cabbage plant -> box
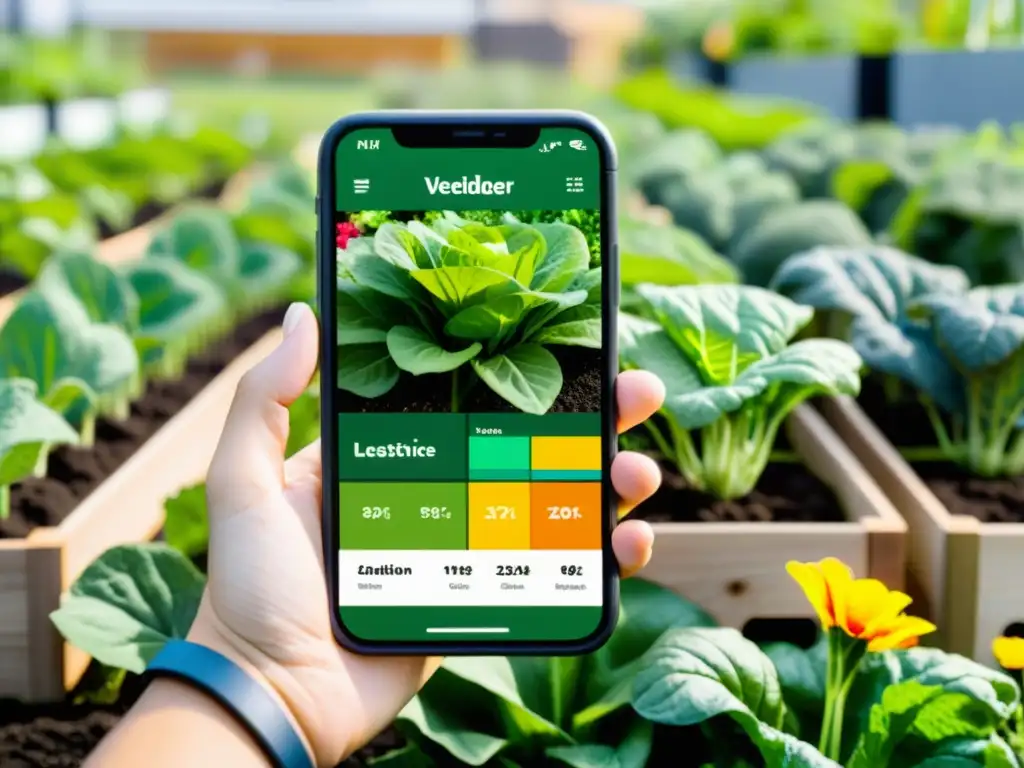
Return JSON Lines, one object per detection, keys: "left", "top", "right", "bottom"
{"left": 620, "top": 284, "right": 862, "bottom": 499}
{"left": 337, "top": 214, "right": 599, "bottom": 414}
{"left": 772, "top": 245, "right": 1024, "bottom": 476}
{"left": 0, "top": 378, "right": 78, "bottom": 519}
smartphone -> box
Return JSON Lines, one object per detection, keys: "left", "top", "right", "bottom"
{"left": 317, "top": 111, "right": 618, "bottom": 655}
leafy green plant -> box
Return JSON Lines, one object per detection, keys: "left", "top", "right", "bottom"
{"left": 0, "top": 378, "right": 78, "bottom": 518}
{"left": 619, "top": 284, "right": 861, "bottom": 498}
{"left": 730, "top": 199, "right": 873, "bottom": 286}
{"left": 337, "top": 213, "right": 600, "bottom": 414}
{"left": 146, "top": 202, "right": 303, "bottom": 316}
{"left": 772, "top": 244, "right": 1024, "bottom": 476}
{"left": 0, "top": 262, "right": 141, "bottom": 445}
{"left": 442, "top": 209, "right": 603, "bottom": 267}
{"left": 619, "top": 217, "right": 737, "bottom": 311}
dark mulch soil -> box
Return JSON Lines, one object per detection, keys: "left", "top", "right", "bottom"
{"left": 0, "top": 270, "right": 29, "bottom": 298}
{"left": 856, "top": 376, "right": 1024, "bottom": 523}
{"left": 0, "top": 671, "right": 404, "bottom": 767}
{"left": 338, "top": 346, "right": 602, "bottom": 414}
{"left": 1, "top": 306, "right": 287, "bottom": 539}
{"left": 94, "top": 177, "right": 229, "bottom": 241}
{"left": 624, "top": 420, "right": 844, "bottom": 524}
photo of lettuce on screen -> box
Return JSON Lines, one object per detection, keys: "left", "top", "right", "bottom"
{"left": 335, "top": 211, "right": 601, "bottom": 415}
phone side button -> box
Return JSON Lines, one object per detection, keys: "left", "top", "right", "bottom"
{"left": 613, "top": 244, "right": 620, "bottom": 308}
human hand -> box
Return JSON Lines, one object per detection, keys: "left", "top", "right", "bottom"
{"left": 189, "top": 302, "right": 666, "bottom": 767}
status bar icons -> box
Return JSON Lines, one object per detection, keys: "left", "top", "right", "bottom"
{"left": 569, "top": 139, "right": 587, "bottom": 151}
{"left": 353, "top": 178, "right": 370, "bottom": 194}
{"left": 566, "top": 176, "right": 584, "bottom": 194}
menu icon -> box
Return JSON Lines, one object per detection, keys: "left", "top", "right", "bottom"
{"left": 565, "top": 176, "right": 584, "bottom": 193}
{"left": 353, "top": 178, "right": 370, "bottom": 194}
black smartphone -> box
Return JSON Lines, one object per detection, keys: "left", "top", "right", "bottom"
{"left": 317, "top": 110, "right": 618, "bottom": 655}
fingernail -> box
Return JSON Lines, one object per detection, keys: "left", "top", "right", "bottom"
{"left": 282, "top": 303, "right": 304, "bottom": 337}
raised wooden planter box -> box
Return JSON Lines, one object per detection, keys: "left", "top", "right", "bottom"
{"left": 641, "top": 404, "right": 907, "bottom": 630}
{"left": 0, "top": 329, "right": 281, "bottom": 701}
{"left": 820, "top": 395, "right": 1018, "bottom": 666}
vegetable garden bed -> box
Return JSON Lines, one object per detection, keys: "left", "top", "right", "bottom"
{"left": 821, "top": 393, "right": 1024, "bottom": 666}
{"left": 0, "top": 160, "right": 314, "bottom": 702}
{"left": 634, "top": 403, "right": 906, "bottom": 630}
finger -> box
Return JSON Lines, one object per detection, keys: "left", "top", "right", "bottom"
{"left": 616, "top": 370, "right": 665, "bottom": 434}
{"left": 612, "top": 520, "right": 654, "bottom": 579}
{"left": 207, "top": 303, "right": 319, "bottom": 514}
{"left": 611, "top": 450, "right": 661, "bottom": 519}
{"left": 284, "top": 438, "right": 322, "bottom": 487}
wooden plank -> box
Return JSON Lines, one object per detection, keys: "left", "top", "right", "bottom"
{"left": 641, "top": 403, "right": 905, "bottom": 629}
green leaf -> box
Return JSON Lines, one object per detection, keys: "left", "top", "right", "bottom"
{"left": 846, "top": 648, "right": 1021, "bottom": 760}
{"left": 237, "top": 241, "right": 302, "bottom": 301}
{"left": 730, "top": 200, "right": 873, "bottom": 287}
{"left": 445, "top": 292, "right": 548, "bottom": 342}
{"left": 847, "top": 681, "right": 947, "bottom": 768}
{"left": 411, "top": 266, "right": 517, "bottom": 312}
{"left": 533, "top": 305, "right": 602, "bottom": 348}
{"left": 36, "top": 250, "right": 138, "bottom": 330}
{"left": 619, "top": 219, "right": 738, "bottom": 288}
{"left": 529, "top": 222, "right": 591, "bottom": 292}
{"left": 546, "top": 721, "right": 653, "bottom": 768}
{"left": 367, "top": 745, "right": 437, "bottom": 768}
{"left": 147, "top": 206, "right": 241, "bottom": 290}
{"left": 121, "top": 258, "right": 229, "bottom": 348}
{"left": 761, "top": 638, "right": 827, "bottom": 742}
{"left": 336, "top": 279, "right": 408, "bottom": 346}
{"left": 342, "top": 239, "right": 425, "bottom": 302}
{"left": 338, "top": 343, "right": 400, "bottom": 398}
{"left": 163, "top": 484, "right": 209, "bottom": 560}
{"left": 0, "top": 287, "right": 139, "bottom": 427}
{"left": 397, "top": 694, "right": 507, "bottom": 766}
{"left": 0, "top": 377, "right": 78, "bottom": 488}
{"left": 633, "top": 627, "right": 837, "bottom": 767}
{"left": 770, "top": 245, "right": 968, "bottom": 413}
{"left": 49, "top": 543, "right": 206, "bottom": 674}
{"left": 387, "top": 326, "right": 482, "bottom": 375}
{"left": 471, "top": 345, "right": 562, "bottom": 415}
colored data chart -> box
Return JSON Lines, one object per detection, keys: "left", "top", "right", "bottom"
{"left": 468, "top": 435, "right": 601, "bottom": 481}
{"left": 338, "top": 412, "right": 603, "bottom": 553}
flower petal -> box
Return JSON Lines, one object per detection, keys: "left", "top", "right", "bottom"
{"left": 819, "top": 558, "right": 854, "bottom": 635}
{"left": 843, "top": 578, "right": 893, "bottom": 637}
{"left": 786, "top": 560, "right": 834, "bottom": 628}
{"left": 993, "top": 636, "right": 1024, "bottom": 670}
{"left": 860, "top": 589, "right": 914, "bottom": 637}
{"left": 867, "top": 616, "right": 937, "bottom": 652}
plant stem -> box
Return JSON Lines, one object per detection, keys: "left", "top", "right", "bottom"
{"left": 451, "top": 368, "right": 460, "bottom": 413}
{"left": 0, "top": 485, "right": 8, "bottom": 520}
{"left": 818, "top": 628, "right": 867, "bottom": 762}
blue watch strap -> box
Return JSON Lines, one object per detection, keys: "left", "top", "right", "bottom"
{"left": 146, "top": 640, "right": 315, "bottom": 768}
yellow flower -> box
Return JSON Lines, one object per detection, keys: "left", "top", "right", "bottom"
{"left": 786, "top": 558, "right": 936, "bottom": 652}
{"left": 993, "top": 636, "right": 1024, "bottom": 670}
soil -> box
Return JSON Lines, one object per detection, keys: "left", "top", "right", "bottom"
{"left": 0, "top": 672, "right": 404, "bottom": 768}
{"left": 1, "top": 306, "right": 287, "bottom": 539}
{"left": 94, "top": 177, "right": 229, "bottom": 241}
{"left": 337, "top": 345, "right": 602, "bottom": 414}
{"left": 856, "top": 376, "right": 1024, "bottom": 523}
{"left": 624, "top": 417, "right": 844, "bottom": 524}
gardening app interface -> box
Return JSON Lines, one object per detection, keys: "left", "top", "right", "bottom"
{"left": 333, "top": 127, "right": 605, "bottom": 642}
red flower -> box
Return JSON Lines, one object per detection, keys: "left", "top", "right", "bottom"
{"left": 336, "top": 221, "right": 361, "bottom": 249}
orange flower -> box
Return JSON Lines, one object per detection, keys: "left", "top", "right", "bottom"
{"left": 702, "top": 21, "right": 735, "bottom": 62}
{"left": 786, "top": 557, "right": 936, "bottom": 652}
{"left": 993, "top": 636, "right": 1024, "bottom": 670}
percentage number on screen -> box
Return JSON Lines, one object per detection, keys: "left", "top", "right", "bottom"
{"left": 548, "top": 506, "right": 582, "bottom": 520}
{"left": 361, "top": 506, "right": 390, "bottom": 520}
{"left": 420, "top": 506, "right": 451, "bottom": 520}
{"left": 561, "top": 565, "right": 583, "bottom": 576}
{"left": 485, "top": 505, "right": 516, "bottom": 520}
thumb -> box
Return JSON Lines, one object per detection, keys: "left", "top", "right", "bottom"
{"left": 207, "top": 303, "right": 319, "bottom": 515}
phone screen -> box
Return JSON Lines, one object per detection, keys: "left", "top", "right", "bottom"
{"left": 327, "top": 122, "right": 612, "bottom": 647}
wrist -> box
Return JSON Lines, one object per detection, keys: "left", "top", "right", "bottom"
{"left": 185, "top": 614, "right": 321, "bottom": 767}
